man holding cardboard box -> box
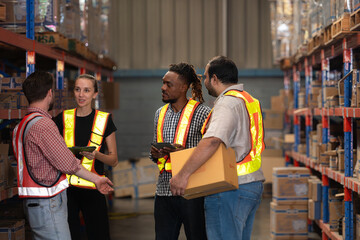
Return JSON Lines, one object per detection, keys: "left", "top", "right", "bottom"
{"left": 150, "top": 63, "right": 210, "bottom": 239}
{"left": 170, "top": 56, "right": 265, "bottom": 240}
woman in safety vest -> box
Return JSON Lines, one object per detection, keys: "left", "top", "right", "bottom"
{"left": 54, "top": 74, "right": 118, "bottom": 240}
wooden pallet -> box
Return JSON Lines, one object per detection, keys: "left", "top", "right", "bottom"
{"left": 294, "top": 44, "right": 308, "bottom": 63}
{"left": 0, "top": 3, "right": 5, "bottom": 22}
{"left": 35, "top": 32, "right": 68, "bottom": 51}
{"left": 324, "top": 24, "right": 333, "bottom": 45}
{"left": 67, "top": 39, "right": 87, "bottom": 58}
{"left": 332, "top": 13, "right": 351, "bottom": 39}
{"left": 279, "top": 58, "right": 292, "bottom": 71}
{"left": 308, "top": 30, "right": 324, "bottom": 55}
{"left": 351, "top": 8, "right": 360, "bottom": 30}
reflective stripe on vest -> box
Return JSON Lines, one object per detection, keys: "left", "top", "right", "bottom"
{"left": 201, "top": 90, "right": 264, "bottom": 176}
{"left": 64, "top": 109, "right": 109, "bottom": 188}
{"left": 13, "top": 112, "right": 68, "bottom": 198}
{"left": 156, "top": 99, "right": 200, "bottom": 173}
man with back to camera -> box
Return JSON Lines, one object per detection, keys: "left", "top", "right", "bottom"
{"left": 12, "top": 71, "right": 113, "bottom": 240}
{"left": 150, "top": 63, "right": 210, "bottom": 239}
{"left": 170, "top": 56, "right": 265, "bottom": 240}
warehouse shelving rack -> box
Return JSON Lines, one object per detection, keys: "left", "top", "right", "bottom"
{"left": 0, "top": 0, "right": 114, "bottom": 203}
{"left": 284, "top": 33, "right": 360, "bottom": 240}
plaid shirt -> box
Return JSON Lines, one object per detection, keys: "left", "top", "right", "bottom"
{"left": 22, "top": 107, "right": 80, "bottom": 186}
{"left": 151, "top": 103, "right": 211, "bottom": 196}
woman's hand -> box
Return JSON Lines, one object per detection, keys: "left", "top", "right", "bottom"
{"left": 80, "top": 150, "right": 96, "bottom": 160}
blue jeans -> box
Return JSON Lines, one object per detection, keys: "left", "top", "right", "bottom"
{"left": 204, "top": 181, "right": 263, "bottom": 240}
{"left": 23, "top": 190, "right": 71, "bottom": 240}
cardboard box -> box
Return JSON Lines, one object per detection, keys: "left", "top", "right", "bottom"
{"left": 328, "top": 188, "right": 343, "bottom": 232}
{"left": 112, "top": 158, "right": 158, "bottom": 198}
{"left": 271, "top": 95, "right": 285, "bottom": 111}
{"left": 311, "top": 180, "right": 322, "bottom": 202}
{"left": 112, "top": 160, "right": 135, "bottom": 198}
{"left": 0, "top": 219, "right": 25, "bottom": 240}
{"left": 270, "top": 202, "right": 308, "bottom": 240}
{"left": 0, "top": 3, "right": 5, "bottom": 22}
{"left": 1, "top": 77, "right": 24, "bottom": 90}
{"left": 171, "top": 144, "right": 238, "bottom": 199}
{"left": 262, "top": 157, "right": 284, "bottom": 183}
{"left": 135, "top": 158, "right": 158, "bottom": 198}
{"left": 272, "top": 167, "right": 310, "bottom": 205}
{"left": 308, "top": 199, "right": 321, "bottom": 220}
{"left": 263, "top": 109, "right": 284, "bottom": 130}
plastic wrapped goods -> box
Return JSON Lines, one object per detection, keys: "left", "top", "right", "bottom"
{"left": 0, "top": 0, "right": 64, "bottom": 33}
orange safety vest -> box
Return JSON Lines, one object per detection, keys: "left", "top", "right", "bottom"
{"left": 201, "top": 90, "right": 264, "bottom": 176}
{"left": 13, "top": 112, "right": 69, "bottom": 198}
{"left": 157, "top": 99, "right": 200, "bottom": 173}
{"left": 63, "top": 109, "right": 109, "bottom": 189}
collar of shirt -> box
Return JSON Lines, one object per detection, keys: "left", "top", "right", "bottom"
{"left": 213, "top": 83, "right": 244, "bottom": 105}
{"left": 27, "top": 107, "right": 52, "bottom": 119}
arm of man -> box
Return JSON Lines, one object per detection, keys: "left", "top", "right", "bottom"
{"left": 170, "top": 137, "right": 223, "bottom": 196}
{"left": 75, "top": 166, "right": 113, "bottom": 194}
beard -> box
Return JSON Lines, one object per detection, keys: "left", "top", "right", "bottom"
{"left": 162, "top": 91, "right": 176, "bottom": 103}
{"left": 162, "top": 98, "right": 176, "bottom": 104}
{"left": 205, "top": 81, "right": 217, "bottom": 97}
{"left": 48, "top": 99, "right": 54, "bottom": 111}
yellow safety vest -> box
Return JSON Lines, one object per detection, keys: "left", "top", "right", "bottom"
{"left": 157, "top": 99, "right": 200, "bottom": 173}
{"left": 201, "top": 90, "right": 264, "bottom": 176}
{"left": 64, "top": 109, "right": 110, "bottom": 189}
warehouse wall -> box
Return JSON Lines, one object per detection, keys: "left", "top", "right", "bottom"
{"left": 112, "top": 76, "right": 284, "bottom": 161}
{"left": 109, "top": 0, "right": 274, "bottom": 69}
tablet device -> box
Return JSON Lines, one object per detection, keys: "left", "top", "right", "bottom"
{"left": 151, "top": 142, "right": 176, "bottom": 150}
{"left": 68, "top": 146, "right": 96, "bottom": 155}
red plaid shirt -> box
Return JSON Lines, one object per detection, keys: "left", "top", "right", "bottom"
{"left": 23, "top": 107, "right": 81, "bottom": 186}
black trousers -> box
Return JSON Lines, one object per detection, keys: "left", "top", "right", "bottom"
{"left": 154, "top": 195, "right": 207, "bottom": 240}
{"left": 67, "top": 186, "right": 110, "bottom": 240}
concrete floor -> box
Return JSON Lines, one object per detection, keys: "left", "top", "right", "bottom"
{"left": 108, "top": 197, "right": 272, "bottom": 240}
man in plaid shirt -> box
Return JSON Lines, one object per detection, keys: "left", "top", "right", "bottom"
{"left": 150, "top": 63, "right": 210, "bottom": 240}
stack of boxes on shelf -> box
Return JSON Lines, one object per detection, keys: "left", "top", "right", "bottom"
{"left": 271, "top": 167, "right": 310, "bottom": 239}
{"left": 308, "top": 121, "right": 360, "bottom": 175}
{"left": 270, "top": 0, "right": 356, "bottom": 64}
{"left": 0, "top": 74, "right": 27, "bottom": 110}
{"left": 0, "top": 72, "right": 119, "bottom": 113}
{"left": 307, "top": 176, "right": 322, "bottom": 221}
{"left": 0, "top": 0, "right": 115, "bottom": 69}
{"left": 328, "top": 188, "right": 344, "bottom": 233}
{"left": 0, "top": 142, "right": 25, "bottom": 239}
{"left": 112, "top": 158, "right": 159, "bottom": 199}
{"left": 261, "top": 89, "right": 295, "bottom": 196}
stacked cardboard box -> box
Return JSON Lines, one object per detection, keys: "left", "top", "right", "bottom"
{"left": 271, "top": 167, "right": 310, "bottom": 239}
{"left": 0, "top": 219, "right": 25, "bottom": 240}
{"left": 308, "top": 177, "right": 322, "bottom": 220}
{"left": 112, "top": 157, "right": 158, "bottom": 199}
{"left": 328, "top": 188, "right": 344, "bottom": 232}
